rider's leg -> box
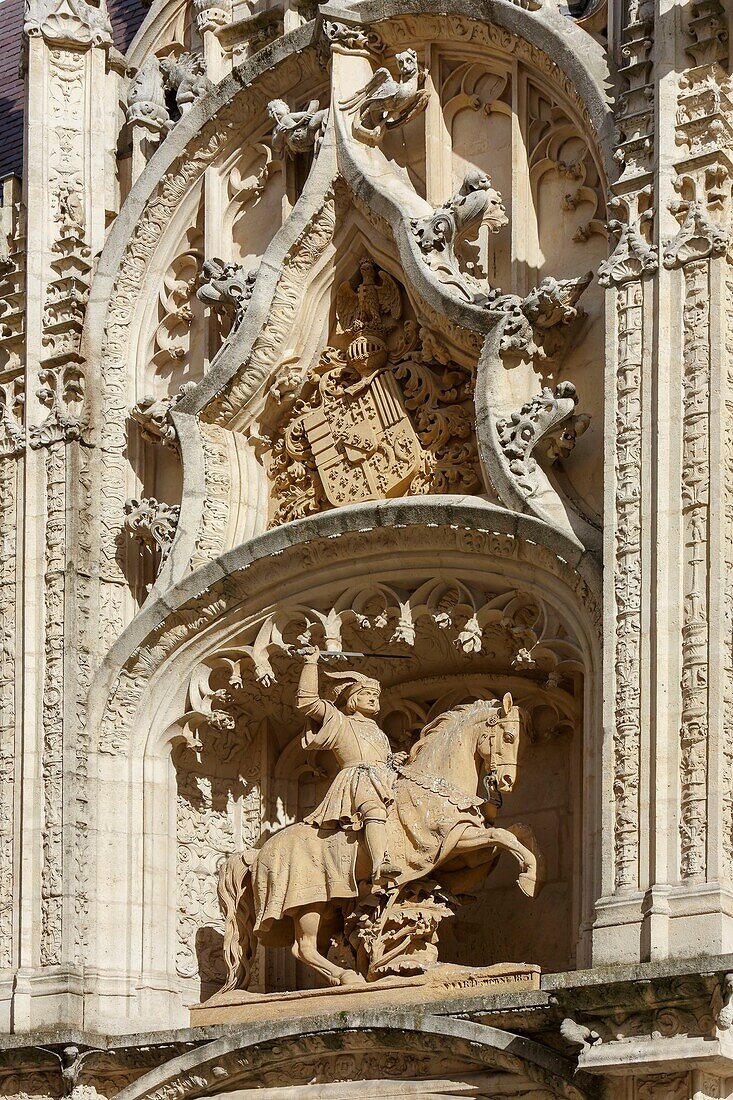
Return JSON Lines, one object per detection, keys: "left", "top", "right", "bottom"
{"left": 361, "top": 801, "right": 398, "bottom": 883}
{"left": 291, "top": 904, "right": 364, "bottom": 987}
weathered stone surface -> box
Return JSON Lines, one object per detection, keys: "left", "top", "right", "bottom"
{"left": 4, "top": 0, "right": 733, "bottom": 1096}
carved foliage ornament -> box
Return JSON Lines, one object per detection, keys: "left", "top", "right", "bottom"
{"left": 124, "top": 497, "right": 180, "bottom": 563}
{"left": 496, "top": 382, "right": 591, "bottom": 498}
{"left": 411, "top": 168, "right": 508, "bottom": 303}
{"left": 663, "top": 197, "right": 730, "bottom": 268}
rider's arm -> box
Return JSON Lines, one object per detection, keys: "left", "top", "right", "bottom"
{"left": 296, "top": 656, "right": 327, "bottom": 724}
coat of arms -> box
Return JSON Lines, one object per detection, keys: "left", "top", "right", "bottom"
{"left": 301, "top": 259, "right": 421, "bottom": 506}
{"left": 256, "top": 259, "right": 481, "bottom": 525}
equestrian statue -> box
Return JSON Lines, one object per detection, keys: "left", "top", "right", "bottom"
{"left": 217, "top": 647, "right": 541, "bottom": 991}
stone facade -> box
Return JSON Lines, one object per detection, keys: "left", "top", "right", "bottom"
{"left": 0, "top": 0, "right": 732, "bottom": 1095}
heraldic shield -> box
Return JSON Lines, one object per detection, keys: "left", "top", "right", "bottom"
{"left": 302, "top": 370, "right": 422, "bottom": 506}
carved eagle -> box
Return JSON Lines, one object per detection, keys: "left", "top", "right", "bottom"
{"left": 335, "top": 259, "right": 402, "bottom": 335}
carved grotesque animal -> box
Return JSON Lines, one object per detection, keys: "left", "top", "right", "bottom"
{"left": 159, "top": 53, "right": 212, "bottom": 113}
{"left": 197, "top": 258, "right": 258, "bottom": 325}
{"left": 340, "top": 49, "right": 430, "bottom": 145}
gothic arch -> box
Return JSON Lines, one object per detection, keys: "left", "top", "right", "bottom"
{"left": 80, "top": 0, "right": 612, "bottom": 631}
{"left": 86, "top": 501, "right": 601, "bottom": 1026}
{"left": 112, "top": 1012, "right": 596, "bottom": 1099}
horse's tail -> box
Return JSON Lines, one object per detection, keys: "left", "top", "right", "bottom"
{"left": 217, "top": 850, "right": 256, "bottom": 994}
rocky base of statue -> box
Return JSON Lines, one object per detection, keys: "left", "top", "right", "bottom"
{"left": 190, "top": 960, "right": 541, "bottom": 1026}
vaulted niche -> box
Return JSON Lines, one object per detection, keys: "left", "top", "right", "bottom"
{"left": 146, "top": 524, "right": 598, "bottom": 1007}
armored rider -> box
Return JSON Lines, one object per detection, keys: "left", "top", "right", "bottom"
{"left": 296, "top": 646, "right": 402, "bottom": 888}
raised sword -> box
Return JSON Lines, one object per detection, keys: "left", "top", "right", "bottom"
{"left": 292, "top": 648, "right": 412, "bottom": 660}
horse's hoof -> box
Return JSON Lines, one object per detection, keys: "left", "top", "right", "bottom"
{"left": 517, "top": 871, "right": 538, "bottom": 898}
{"left": 339, "top": 970, "right": 367, "bottom": 986}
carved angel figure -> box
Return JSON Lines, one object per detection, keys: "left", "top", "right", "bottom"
{"left": 340, "top": 49, "right": 429, "bottom": 146}
{"left": 335, "top": 257, "right": 401, "bottom": 337}
{"left": 267, "top": 98, "right": 329, "bottom": 158}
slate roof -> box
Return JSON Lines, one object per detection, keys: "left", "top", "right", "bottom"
{"left": 0, "top": 0, "right": 24, "bottom": 181}
{"left": 0, "top": 0, "right": 148, "bottom": 181}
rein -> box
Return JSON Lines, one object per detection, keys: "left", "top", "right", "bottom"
{"left": 480, "top": 711, "right": 504, "bottom": 810}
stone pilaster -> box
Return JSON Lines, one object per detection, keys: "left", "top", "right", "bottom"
{"left": 16, "top": 0, "right": 113, "bottom": 1027}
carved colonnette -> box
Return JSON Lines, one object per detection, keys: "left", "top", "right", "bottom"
{"left": 667, "top": 0, "right": 732, "bottom": 889}
{"left": 592, "top": 0, "right": 655, "bottom": 912}
{"left": 0, "top": 186, "right": 25, "bottom": 974}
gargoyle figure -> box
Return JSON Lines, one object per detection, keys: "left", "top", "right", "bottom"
{"left": 126, "top": 55, "right": 169, "bottom": 134}
{"left": 496, "top": 381, "right": 590, "bottom": 497}
{"left": 197, "top": 258, "right": 258, "bottom": 328}
{"left": 159, "top": 53, "right": 212, "bottom": 114}
{"left": 495, "top": 270, "right": 593, "bottom": 360}
{"left": 340, "top": 48, "right": 429, "bottom": 146}
{"left": 521, "top": 271, "right": 593, "bottom": 329}
{"left": 129, "top": 382, "right": 196, "bottom": 447}
{"left": 267, "top": 98, "right": 329, "bottom": 158}
{"left": 411, "top": 169, "right": 508, "bottom": 301}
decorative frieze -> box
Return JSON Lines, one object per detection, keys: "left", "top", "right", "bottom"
{"left": 606, "top": 249, "right": 647, "bottom": 891}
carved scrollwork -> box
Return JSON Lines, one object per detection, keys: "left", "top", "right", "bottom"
{"left": 123, "top": 497, "right": 180, "bottom": 563}
{"left": 496, "top": 382, "right": 590, "bottom": 498}
{"left": 411, "top": 169, "right": 508, "bottom": 303}
{"left": 150, "top": 234, "right": 204, "bottom": 384}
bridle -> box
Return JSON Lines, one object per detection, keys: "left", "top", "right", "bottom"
{"left": 478, "top": 708, "right": 504, "bottom": 810}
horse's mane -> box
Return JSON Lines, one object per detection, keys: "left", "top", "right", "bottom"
{"left": 407, "top": 698, "right": 500, "bottom": 763}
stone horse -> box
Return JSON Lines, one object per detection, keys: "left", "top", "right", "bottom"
{"left": 217, "top": 694, "right": 540, "bottom": 991}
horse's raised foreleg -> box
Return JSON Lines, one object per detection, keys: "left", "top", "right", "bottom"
{"left": 448, "top": 825, "right": 541, "bottom": 897}
{"left": 291, "top": 904, "right": 366, "bottom": 988}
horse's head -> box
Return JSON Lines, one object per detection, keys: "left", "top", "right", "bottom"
{"left": 477, "top": 693, "right": 522, "bottom": 792}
